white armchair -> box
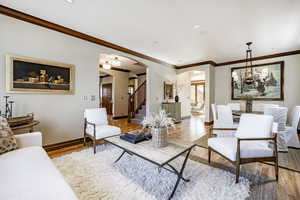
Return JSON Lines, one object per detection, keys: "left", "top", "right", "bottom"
{"left": 285, "top": 106, "right": 300, "bottom": 148}
{"left": 84, "top": 108, "right": 121, "bottom": 154}
{"left": 208, "top": 114, "right": 278, "bottom": 183}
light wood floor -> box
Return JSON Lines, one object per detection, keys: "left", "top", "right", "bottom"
{"left": 48, "top": 116, "right": 300, "bottom": 200}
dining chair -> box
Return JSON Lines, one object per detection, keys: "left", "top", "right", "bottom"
{"left": 285, "top": 106, "right": 300, "bottom": 148}
{"left": 264, "top": 106, "right": 289, "bottom": 152}
{"left": 211, "top": 104, "right": 218, "bottom": 122}
{"left": 228, "top": 103, "right": 241, "bottom": 122}
{"left": 208, "top": 114, "right": 278, "bottom": 183}
{"left": 84, "top": 108, "right": 121, "bottom": 154}
{"left": 264, "top": 104, "right": 279, "bottom": 115}
{"left": 211, "top": 104, "right": 238, "bottom": 137}
{"left": 228, "top": 103, "right": 241, "bottom": 111}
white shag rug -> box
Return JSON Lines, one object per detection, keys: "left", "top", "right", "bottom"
{"left": 52, "top": 144, "right": 250, "bottom": 200}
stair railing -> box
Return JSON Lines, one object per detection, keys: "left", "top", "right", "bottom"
{"left": 128, "top": 81, "right": 146, "bottom": 122}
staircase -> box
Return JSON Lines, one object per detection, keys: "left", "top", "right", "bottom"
{"left": 128, "top": 80, "right": 146, "bottom": 124}
{"left": 130, "top": 104, "right": 146, "bottom": 125}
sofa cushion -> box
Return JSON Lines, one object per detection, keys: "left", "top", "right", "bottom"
{"left": 0, "top": 146, "right": 78, "bottom": 200}
{"left": 86, "top": 124, "right": 121, "bottom": 139}
{"left": 0, "top": 117, "right": 17, "bottom": 155}
{"left": 208, "top": 137, "right": 274, "bottom": 161}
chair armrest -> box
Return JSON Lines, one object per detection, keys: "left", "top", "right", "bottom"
{"left": 212, "top": 128, "right": 237, "bottom": 131}
{"left": 15, "top": 132, "right": 42, "bottom": 148}
{"left": 238, "top": 136, "right": 276, "bottom": 141}
{"left": 86, "top": 121, "right": 96, "bottom": 126}
{"left": 236, "top": 135, "right": 278, "bottom": 161}
{"left": 84, "top": 119, "right": 96, "bottom": 137}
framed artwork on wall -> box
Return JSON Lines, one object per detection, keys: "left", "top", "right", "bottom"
{"left": 231, "top": 61, "right": 284, "bottom": 101}
{"left": 6, "top": 55, "right": 75, "bottom": 94}
{"left": 164, "top": 81, "right": 174, "bottom": 100}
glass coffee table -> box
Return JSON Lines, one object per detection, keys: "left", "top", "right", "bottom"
{"left": 105, "top": 136, "right": 196, "bottom": 200}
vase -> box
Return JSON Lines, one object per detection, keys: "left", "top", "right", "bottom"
{"left": 175, "top": 95, "right": 179, "bottom": 102}
{"left": 151, "top": 127, "right": 168, "bottom": 148}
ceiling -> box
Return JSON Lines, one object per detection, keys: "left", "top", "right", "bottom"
{"left": 1, "top": 0, "right": 300, "bottom": 65}
{"left": 99, "top": 53, "right": 146, "bottom": 73}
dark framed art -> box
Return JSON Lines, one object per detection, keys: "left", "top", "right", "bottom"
{"left": 6, "top": 55, "right": 75, "bottom": 94}
{"left": 164, "top": 81, "right": 174, "bottom": 100}
{"left": 231, "top": 61, "right": 284, "bottom": 101}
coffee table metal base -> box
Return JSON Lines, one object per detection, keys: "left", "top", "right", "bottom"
{"left": 108, "top": 141, "right": 195, "bottom": 200}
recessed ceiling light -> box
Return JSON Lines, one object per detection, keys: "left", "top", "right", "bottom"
{"left": 65, "top": 0, "right": 73, "bottom": 3}
{"left": 193, "top": 25, "right": 200, "bottom": 29}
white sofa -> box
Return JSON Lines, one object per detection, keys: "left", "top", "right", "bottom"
{"left": 0, "top": 132, "right": 78, "bottom": 200}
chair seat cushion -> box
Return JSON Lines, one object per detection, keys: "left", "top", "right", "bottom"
{"left": 86, "top": 125, "right": 121, "bottom": 139}
{"left": 208, "top": 137, "right": 273, "bottom": 161}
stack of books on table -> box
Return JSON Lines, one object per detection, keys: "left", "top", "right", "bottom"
{"left": 120, "top": 130, "right": 152, "bottom": 144}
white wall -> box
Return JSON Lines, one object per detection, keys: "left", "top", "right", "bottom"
{"left": 0, "top": 14, "right": 176, "bottom": 145}
{"left": 214, "top": 54, "right": 300, "bottom": 121}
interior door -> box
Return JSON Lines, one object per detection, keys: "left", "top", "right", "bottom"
{"left": 101, "top": 83, "right": 113, "bottom": 115}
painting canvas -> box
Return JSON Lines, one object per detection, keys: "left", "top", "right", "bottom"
{"left": 6, "top": 55, "right": 75, "bottom": 94}
{"left": 231, "top": 61, "right": 284, "bottom": 100}
{"left": 164, "top": 82, "right": 174, "bottom": 99}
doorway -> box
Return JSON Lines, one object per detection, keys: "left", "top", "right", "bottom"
{"left": 101, "top": 83, "right": 113, "bottom": 114}
{"left": 191, "top": 80, "right": 205, "bottom": 115}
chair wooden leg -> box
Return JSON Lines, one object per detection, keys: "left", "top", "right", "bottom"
{"left": 93, "top": 138, "right": 96, "bottom": 154}
{"left": 275, "top": 158, "right": 279, "bottom": 181}
{"left": 208, "top": 147, "right": 211, "bottom": 164}
{"left": 83, "top": 133, "right": 86, "bottom": 146}
{"left": 235, "top": 163, "right": 240, "bottom": 183}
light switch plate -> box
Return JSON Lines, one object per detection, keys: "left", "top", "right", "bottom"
{"left": 90, "top": 95, "right": 96, "bottom": 101}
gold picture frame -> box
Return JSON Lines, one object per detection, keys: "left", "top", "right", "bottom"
{"left": 6, "top": 55, "right": 75, "bottom": 94}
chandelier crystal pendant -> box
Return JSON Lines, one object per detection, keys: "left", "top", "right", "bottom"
{"left": 244, "top": 42, "right": 254, "bottom": 85}
{"left": 103, "top": 61, "right": 111, "bottom": 69}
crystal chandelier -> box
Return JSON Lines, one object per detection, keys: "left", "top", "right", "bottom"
{"left": 244, "top": 42, "right": 254, "bottom": 85}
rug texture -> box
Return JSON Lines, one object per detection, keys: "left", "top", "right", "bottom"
{"left": 52, "top": 144, "right": 250, "bottom": 200}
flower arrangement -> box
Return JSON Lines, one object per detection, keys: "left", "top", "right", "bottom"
{"left": 142, "top": 109, "right": 175, "bottom": 129}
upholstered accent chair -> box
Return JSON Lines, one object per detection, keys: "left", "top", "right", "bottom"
{"left": 208, "top": 114, "right": 278, "bottom": 183}
{"left": 84, "top": 108, "right": 121, "bottom": 154}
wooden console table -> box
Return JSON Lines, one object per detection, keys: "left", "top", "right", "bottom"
{"left": 11, "top": 120, "right": 40, "bottom": 134}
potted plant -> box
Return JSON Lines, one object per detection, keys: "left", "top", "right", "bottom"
{"left": 142, "top": 109, "right": 175, "bottom": 148}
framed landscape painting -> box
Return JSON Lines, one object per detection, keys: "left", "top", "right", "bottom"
{"left": 6, "top": 55, "right": 75, "bottom": 94}
{"left": 231, "top": 61, "right": 284, "bottom": 101}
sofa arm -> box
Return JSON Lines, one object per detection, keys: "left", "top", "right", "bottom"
{"left": 15, "top": 132, "right": 42, "bottom": 148}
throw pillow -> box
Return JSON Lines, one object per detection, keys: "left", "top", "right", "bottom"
{"left": 0, "top": 117, "right": 17, "bottom": 155}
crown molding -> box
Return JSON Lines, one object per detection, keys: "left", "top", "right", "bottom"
{"left": 0, "top": 4, "right": 175, "bottom": 68}
{"left": 175, "top": 49, "right": 300, "bottom": 69}
{"left": 215, "top": 49, "right": 300, "bottom": 66}
{"left": 175, "top": 60, "right": 216, "bottom": 69}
